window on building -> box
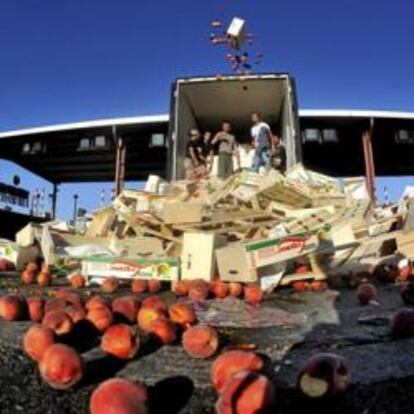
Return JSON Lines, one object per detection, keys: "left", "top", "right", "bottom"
{"left": 322, "top": 129, "right": 338, "bottom": 143}
{"left": 303, "top": 129, "right": 320, "bottom": 143}
{"left": 78, "top": 137, "right": 91, "bottom": 150}
{"left": 149, "top": 133, "right": 165, "bottom": 147}
{"left": 31, "top": 141, "right": 43, "bottom": 153}
{"left": 21, "top": 143, "right": 31, "bottom": 155}
{"left": 396, "top": 130, "right": 414, "bottom": 143}
{"left": 94, "top": 135, "right": 108, "bottom": 148}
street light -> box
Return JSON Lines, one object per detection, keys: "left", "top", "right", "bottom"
{"left": 73, "top": 194, "right": 79, "bottom": 228}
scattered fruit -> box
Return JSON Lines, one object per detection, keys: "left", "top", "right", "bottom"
{"left": 216, "top": 370, "right": 275, "bottom": 414}
{"left": 292, "top": 281, "right": 309, "bottom": 292}
{"left": 141, "top": 296, "right": 167, "bottom": 312}
{"left": 101, "top": 324, "right": 140, "bottom": 359}
{"left": 297, "top": 353, "right": 351, "bottom": 398}
{"left": 54, "top": 289, "right": 82, "bottom": 305}
{"left": 65, "top": 303, "right": 86, "bottom": 323}
{"left": 137, "top": 307, "right": 165, "bottom": 332}
{"left": 182, "top": 324, "right": 219, "bottom": 359}
{"left": 27, "top": 297, "right": 45, "bottom": 322}
{"left": 21, "top": 270, "right": 35, "bottom": 285}
{"left": 23, "top": 324, "right": 55, "bottom": 361}
{"left": 229, "top": 282, "right": 243, "bottom": 298}
{"left": 45, "top": 298, "right": 68, "bottom": 313}
{"left": 85, "top": 295, "right": 109, "bottom": 311}
{"left": 210, "top": 281, "right": 229, "bottom": 299}
{"left": 26, "top": 262, "right": 39, "bottom": 274}
{"left": 112, "top": 296, "right": 140, "bottom": 324}
{"left": 310, "top": 280, "right": 328, "bottom": 292}
{"left": 356, "top": 282, "right": 377, "bottom": 305}
{"left": 188, "top": 279, "right": 209, "bottom": 301}
{"left": 101, "top": 277, "right": 119, "bottom": 293}
{"left": 0, "top": 295, "right": 23, "bottom": 321}
{"left": 211, "top": 350, "right": 264, "bottom": 393}
{"left": 69, "top": 274, "right": 86, "bottom": 289}
{"left": 172, "top": 280, "right": 189, "bottom": 296}
{"left": 148, "top": 279, "right": 161, "bottom": 293}
{"left": 148, "top": 317, "right": 177, "bottom": 344}
{"left": 86, "top": 306, "right": 114, "bottom": 332}
{"left": 168, "top": 302, "right": 197, "bottom": 328}
{"left": 244, "top": 285, "right": 263, "bottom": 305}
{"left": 42, "top": 310, "right": 74, "bottom": 335}
{"left": 39, "top": 344, "right": 84, "bottom": 389}
{"left": 131, "top": 279, "right": 147, "bottom": 294}
{"left": 37, "top": 271, "right": 51, "bottom": 287}
{"left": 89, "top": 378, "right": 147, "bottom": 414}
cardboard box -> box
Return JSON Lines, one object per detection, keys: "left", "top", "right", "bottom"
{"left": 81, "top": 256, "right": 179, "bottom": 281}
{"left": 397, "top": 231, "right": 414, "bottom": 259}
{"left": 162, "top": 202, "right": 203, "bottom": 225}
{"left": 181, "top": 232, "right": 227, "bottom": 281}
{"left": 216, "top": 243, "right": 257, "bottom": 282}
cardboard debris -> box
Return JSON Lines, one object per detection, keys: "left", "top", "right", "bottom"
{"left": 9, "top": 164, "right": 411, "bottom": 287}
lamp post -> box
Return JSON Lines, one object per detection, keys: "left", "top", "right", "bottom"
{"left": 73, "top": 194, "right": 79, "bottom": 228}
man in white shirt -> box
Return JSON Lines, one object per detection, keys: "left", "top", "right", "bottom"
{"left": 250, "top": 111, "right": 275, "bottom": 172}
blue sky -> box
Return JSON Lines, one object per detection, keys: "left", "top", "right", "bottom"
{"left": 1, "top": 0, "right": 414, "bottom": 219}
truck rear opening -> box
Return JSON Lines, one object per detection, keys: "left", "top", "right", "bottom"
{"left": 168, "top": 73, "right": 301, "bottom": 179}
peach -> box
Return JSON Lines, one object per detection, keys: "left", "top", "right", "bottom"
{"left": 27, "top": 297, "right": 45, "bottom": 322}
{"left": 296, "top": 264, "right": 310, "bottom": 274}
{"left": 23, "top": 324, "right": 55, "bottom": 361}
{"left": 148, "top": 317, "right": 177, "bottom": 344}
{"left": 54, "top": 289, "right": 81, "bottom": 305}
{"left": 37, "top": 271, "right": 51, "bottom": 287}
{"left": 45, "top": 298, "right": 67, "bottom": 313}
{"left": 188, "top": 279, "right": 209, "bottom": 301}
{"left": 141, "top": 295, "right": 167, "bottom": 312}
{"left": 168, "top": 302, "right": 197, "bottom": 328}
{"left": 229, "top": 282, "right": 243, "bottom": 298}
{"left": 292, "top": 281, "right": 309, "bottom": 292}
{"left": 244, "top": 285, "right": 263, "bottom": 305}
{"left": 87, "top": 305, "right": 114, "bottom": 332}
{"left": 69, "top": 274, "right": 86, "bottom": 289}
{"left": 137, "top": 307, "right": 165, "bottom": 332}
{"left": 391, "top": 308, "right": 414, "bottom": 338}
{"left": 85, "top": 295, "right": 109, "bottom": 310}
{"left": 356, "top": 282, "right": 377, "bottom": 305}
{"left": 310, "top": 281, "right": 328, "bottom": 292}
{"left": 42, "top": 310, "right": 74, "bottom": 335}
{"left": 211, "top": 350, "right": 264, "bottom": 393}
{"left": 210, "top": 281, "right": 229, "bottom": 299}
{"left": 172, "top": 280, "right": 190, "bottom": 296}
{"left": 39, "top": 344, "right": 84, "bottom": 389}
{"left": 89, "top": 378, "right": 147, "bottom": 414}
{"left": 182, "top": 324, "right": 219, "bottom": 359}
{"left": 131, "top": 279, "right": 147, "bottom": 294}
{"left": 101, "top": 324, "right": 140, "bottom": 359}
{"left": 21, "top": 270, "right": 35, "bottom": 285}
{"left": 298, "top": 353, "right": 351, "bottom": 398}
{"left": 101, "top": 277, "right": 119, "bottom": 293}
{"left": 148, "top": 279, "right": 161, "bottom": 293}
{"left": 216, "top": 370, "right": 275, "bottom": 414}
{"left": 112, "top": 296, "right": 140, "bottom": 324}
{"left": 0, "top": 295, "right": 23, "bottom": 321}
{"left": 26, "top": 262, "right": 39, "bottom": 274}
{"left": 66, "top": 303, "right": 86, "bottom": 323}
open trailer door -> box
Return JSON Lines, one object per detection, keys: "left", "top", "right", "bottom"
{"left": 167, "top": 73, "right": 301, "bottom": 180}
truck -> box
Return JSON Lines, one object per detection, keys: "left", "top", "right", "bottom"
{"left": 167, "top": 73, "right": 302, "bottom": 180}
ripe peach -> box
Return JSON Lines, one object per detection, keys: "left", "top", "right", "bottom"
{"left": 42, "top": 310, "right": 74, "bottom": 335}
{"left": 85, "top": 295, "right": 109, "bottom": 310}
{"left": 297, "top": 353, "right": 351, "bottom": 398}
{"left": 188, "top": 279, "right": 209, "bottom": 301}
{"left": 211, "top": 350, "right": 264, "bottom": 393}
{"left": 21, "top": 270, "right": 35, "bottom": 285}
{"left": 37, "top": 271, "right": 51, "bottom": 287}
{"left": 210, "top": 281, "right": 229, "bottom": 299}
{"left": 356, "top": 282, "right": 377, "bottom": 305}
{"left": 131, "top": 279, "right": 148, "bottom": 294}
{"left": 391, "top": 308, "right": 414, "bottom": 338}
{"left": 0, "top": 295, "right": 23, "bottom": 321}
{"left": 229, "top": 282, "right": 243, "bottom": 298}
{"left": 244, "top": 285, "right": 263, "bottom": 305}
{"left": 148, "top": 279, "right": 161, "bottom": 293}
{"left": 26, "top": 262, "right": 39, "bottom": 274}
{"left": 216, "top": 370, "right": 275, "bottom": 414}
{"left": 172, "top": 280, "right": 190, "bottom": 296}
{"left": 292, "top": 281, "right": 309, "bottom": 292}
{"left": 310, "top": 281, "right": 328, "bottom": 292}
{"left": 27, "top": 297, "right": 45, "bottom": 322}
{"left": 101, "top": 324, "right": 140, "bottom": 359}
{"left": 182, "top": 324, "right": 219, "bottom": 359}
{"left": 101, "top": 277, "right": 119, "bottom": 293}
{"left": 137, "top": 307, "right": 165, "bottom": 332}
{"left": 141, "top": 295, "right": 167, "bottom": 312}
{"left": 45, "top": 298, "right": 67, "bottom": 313}
{"left": 69, "top": 274, "right": 86, "bottom": 289}
{"left": 89, "top": 378, "right": 147, "bottom": 414}
{"left": 168, "top": 302, "right": 197, "bottom": 328}
{"left": 87, "top": 305, "right": 114, "bottom": 332}
{"left": 39, "top": 344, "right": 84, "bottom": 389}
{"left": 54, "top": 289, "right": 81, "bottom": 305}
{"left": 112, "top": 296, "right": 140, "bottom": 324}
{"left": 23, "top": 324, "right": 55, "bottom": 361}
{"left": 296, "top": 264, "right": 310, "bottom": 274}
{"left": 65, "top": 303, "right": 86, "bottom": 323}
{"left": 148, "top": 317, "right": 177, "bottom": 344}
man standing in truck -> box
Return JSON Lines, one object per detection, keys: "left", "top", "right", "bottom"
{"left": 212, "top": 121, "right": 237, "bottom": 179}
{"left": 250, "top": 111, "right": 275, "bottom": 172}
{"left": 184, "top": 129, "right": 205, "bottom": 178}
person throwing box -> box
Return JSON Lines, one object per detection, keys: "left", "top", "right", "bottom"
{"left": 212, "top": 121, "right": 237, "bottom": 179}
{"left": 250, "top": 111, "right": 275, "bottom": 172}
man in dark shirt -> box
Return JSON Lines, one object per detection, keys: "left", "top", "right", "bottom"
{"left": 185, "top": 129, "right": 204, "bottom": 170}
{"left": 202, "top": 131, "right": 214, "bottom": 172}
